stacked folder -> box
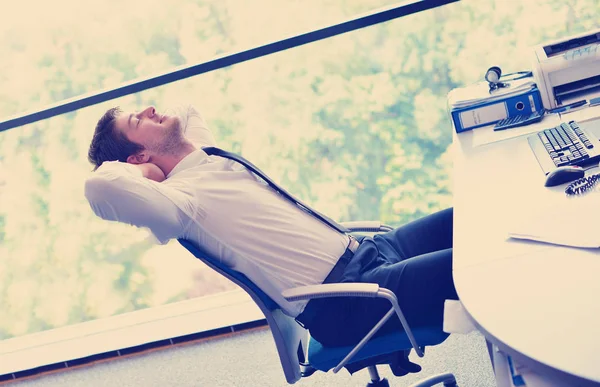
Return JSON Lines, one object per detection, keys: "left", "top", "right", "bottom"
{"left": 448, "top": 79, "right": 544, "bottom": 132}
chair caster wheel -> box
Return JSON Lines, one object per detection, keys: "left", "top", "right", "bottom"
{"left": 367, "top": 378, "right": 390, "bottom": 387}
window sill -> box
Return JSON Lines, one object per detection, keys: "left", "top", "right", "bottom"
{"left": 0, "top": 289, "right": 264, "bottom": 377}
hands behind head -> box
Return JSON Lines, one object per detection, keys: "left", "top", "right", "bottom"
{"left": 137, "top": 163, "right": 166, "bottom": 182}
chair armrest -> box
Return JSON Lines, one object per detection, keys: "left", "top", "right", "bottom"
{"left": 340, "top": 221, "right": 393, "bottom": 233}
{"left": 282, "top": 283, "right": 380, "bottom": 302}
{"left": 282, "top": 282, "right": 424, "bottom": 370}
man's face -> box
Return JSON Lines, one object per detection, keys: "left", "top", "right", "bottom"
{"left": 114, "top": 106, "right": 183, "bottom": 160}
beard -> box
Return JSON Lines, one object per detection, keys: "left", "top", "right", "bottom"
{"left": 146, "top": 116, "right": 185, "bottom": 156}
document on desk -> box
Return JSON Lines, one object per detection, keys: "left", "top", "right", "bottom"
{"left": 508, "top": 193, "right": 600, "bottom": 248}
{"left": 466, "top": 114, "right": 562, "bottom": 148}
{"left": 560, "top": 103, "right": 600, "bottom": 124}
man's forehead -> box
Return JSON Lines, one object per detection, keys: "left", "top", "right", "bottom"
{"left": 114, "top": 112, "right": 133, "bottom": 133}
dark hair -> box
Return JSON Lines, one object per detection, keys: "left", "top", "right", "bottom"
{"left": 87, "top": 107, "right": 144, "bottom": 170}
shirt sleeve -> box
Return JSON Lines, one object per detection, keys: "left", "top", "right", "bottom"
{"left": 183, "top": 105, "right": 217, "bottom": 148}
{"left": 84, "top": 161, "right": 189, "bottom": 244}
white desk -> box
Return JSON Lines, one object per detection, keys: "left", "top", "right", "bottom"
{"left": 452, "top": 108, "right": 600, "bottom": 386}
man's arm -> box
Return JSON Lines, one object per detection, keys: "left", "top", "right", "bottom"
{"left": 136, "top": 162, "right": 166, "bottom": 182}
{"left": 84, "top": 161, "right": 186, "bottom": 244}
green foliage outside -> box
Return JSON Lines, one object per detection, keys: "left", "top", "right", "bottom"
{"left": 0, "top": 0, "right": 598, "bottom": 340}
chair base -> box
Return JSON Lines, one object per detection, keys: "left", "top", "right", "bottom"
{"left": 367, "top": 377, "right": 390, "bottom": 387}
{"left": 407, "top": 372, "right": 457, "bottom": 387}
{"left": 365, "top": 365, "right": 390, "bottom": 387}
{"left": 365, "top": 365, "right": 456, "bottom": 387}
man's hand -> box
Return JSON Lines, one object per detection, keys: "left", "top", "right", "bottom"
{"left": 136, "top": 163, "right": 166, "bottom": 182}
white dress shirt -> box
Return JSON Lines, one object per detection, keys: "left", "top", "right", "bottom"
{"left": 84, "top": 105, "right": 350, "bottom": 316}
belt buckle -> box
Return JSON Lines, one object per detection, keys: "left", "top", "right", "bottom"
{"left": 347, "top": 235, "right": 360, "bottom": 253}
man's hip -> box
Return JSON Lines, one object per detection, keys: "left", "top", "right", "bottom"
{"left": 295, "top": 234, "right": 363, "bottom": 328}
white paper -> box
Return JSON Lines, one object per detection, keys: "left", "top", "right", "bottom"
{"left": 443, "top": 300, "right": 477, "bottom": 334}
{"left": 508, "top": 193, "right": 600, "bottom": 248}
{"left": 465, "top": 113, "right": 562, "bottom": 148}
{"left": 559, "top": 103, "right": 600, "bottom": 123}
{"left": 448, "top": 79, "right": 537, "bottom": 108}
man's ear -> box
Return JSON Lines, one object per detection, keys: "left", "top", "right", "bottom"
{"left": 127, "top": 152, "right": 150, "bottom": 165}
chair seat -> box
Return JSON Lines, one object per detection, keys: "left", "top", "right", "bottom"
{"left": 308, "top": 327, "right": 449, "bottom": 371}
{"left": 179, "top": 239, "right": 456, "bottom": 384}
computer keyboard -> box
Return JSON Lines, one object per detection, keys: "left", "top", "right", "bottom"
{"left": 536, "top": 121, "right": 593, "bottom": 167}
{"left": 528, "top": 120, "right": 600, "bottom": 175}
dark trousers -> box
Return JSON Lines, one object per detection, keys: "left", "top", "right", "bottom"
{"left": 298, "top": 208, "right": 457, "bottom": 347}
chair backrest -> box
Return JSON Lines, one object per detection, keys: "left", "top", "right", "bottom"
{"left": 178, "top": 239, "right": 306, "bottom": 384}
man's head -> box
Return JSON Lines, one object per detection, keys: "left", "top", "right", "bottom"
{"left": 88, "top": 106, "right": 184, "bottom": 169}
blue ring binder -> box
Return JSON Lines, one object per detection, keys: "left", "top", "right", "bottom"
{"left": 449, "top": 83, "right": 544, "bottom": 133}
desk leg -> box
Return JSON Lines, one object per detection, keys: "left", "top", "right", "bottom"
{"left": 492, "top": 345, "right": 512, "bottom": 387}
{"left": 486, "top": 338, "right": 495, "bottom": 372}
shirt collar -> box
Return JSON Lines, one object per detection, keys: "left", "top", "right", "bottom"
{"left": 167, "top": 149, "right": 209, "bottom": 178}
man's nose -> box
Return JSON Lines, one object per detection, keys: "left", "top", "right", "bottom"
{"left": 141, "top": 106, "right": 156, "bottom": 118}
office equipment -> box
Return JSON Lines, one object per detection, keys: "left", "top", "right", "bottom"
{"left": 565, "top": 172, "right": 600, "bottom": 195}
{"left": 547, "top": 99, "right": 588, "bottom": 114}
{"left": 527, "top": 119, "right": 600, "bottom": 175}
{"left": 532, "top": 28, "right": 600, "bottom": 109}
{"left": 590, "top": 96, "right": 600, "bottom": 107}
{"left": 484, "top": 66, "right": 533, "bottom": 93}
{"left": 452, "top": 111, "right": 600, "bottom": 385}
{"left": 543, "top": 165, "right": 585, "bottom": 187}
{"left": 448, "top": 80, "right": 543, "bottom": 132}
{"left": 493, "top": 109, "right": 545, "bottom": 131}
{"left": 178, "top": 228, "right": 458, "bottom": 387}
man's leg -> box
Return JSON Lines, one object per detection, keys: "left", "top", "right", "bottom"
{"left": 306, "top": 208, "right": 456, "bottom": 346}
{"left": 361, "top": 247, "right": 457, "bottom": 375}
{"left": 311, "top": 247, "right": 457, "bottom": 344}
{"left": 317, "top": 247, "right": 457, "bottom": 373}
{"left": 374, "top": 207, "right": 453, "bottom": 262}
{"left": 373, "top": 207, "right": 457, "bottom": 328}
{"left": 339, "top": 208, "right": 456, "bottom": 333}
{"left": 360, "top": 247, "right": 457, "bottom": 332}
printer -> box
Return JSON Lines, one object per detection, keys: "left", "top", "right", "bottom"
{"left": 532, "top": 28, "right": 600, "bottom": 110}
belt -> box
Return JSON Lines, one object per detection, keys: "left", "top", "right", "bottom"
{"left": 347, "top": 235, "right": 360, "bottom": 253}
{"left": 295, "top": 234, "right": 361, "bottom": 328}
{"left": 324, "top": 235, "right": 359, "bottom": 283}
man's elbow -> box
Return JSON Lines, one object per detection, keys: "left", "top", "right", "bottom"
{"left": 84, "top": 175, "right": 112, "bottom": 204}
{"left": 83, "top": 175, "right": 125, "bottom": 222}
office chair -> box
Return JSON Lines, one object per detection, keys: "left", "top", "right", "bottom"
{"left": 178, "top": 221, "right": 457, "bottom": 387}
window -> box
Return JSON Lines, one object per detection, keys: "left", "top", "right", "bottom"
{"left": 0, "top": 0, "right": 598, "bottom": 368}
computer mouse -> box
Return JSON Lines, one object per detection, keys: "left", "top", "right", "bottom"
{"left": 544, "top": 165, "right": 585, "bottom": 187}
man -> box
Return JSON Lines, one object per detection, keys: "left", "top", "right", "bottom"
{"left": 85, "top": 105, "right": 457, "bottom": 375}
